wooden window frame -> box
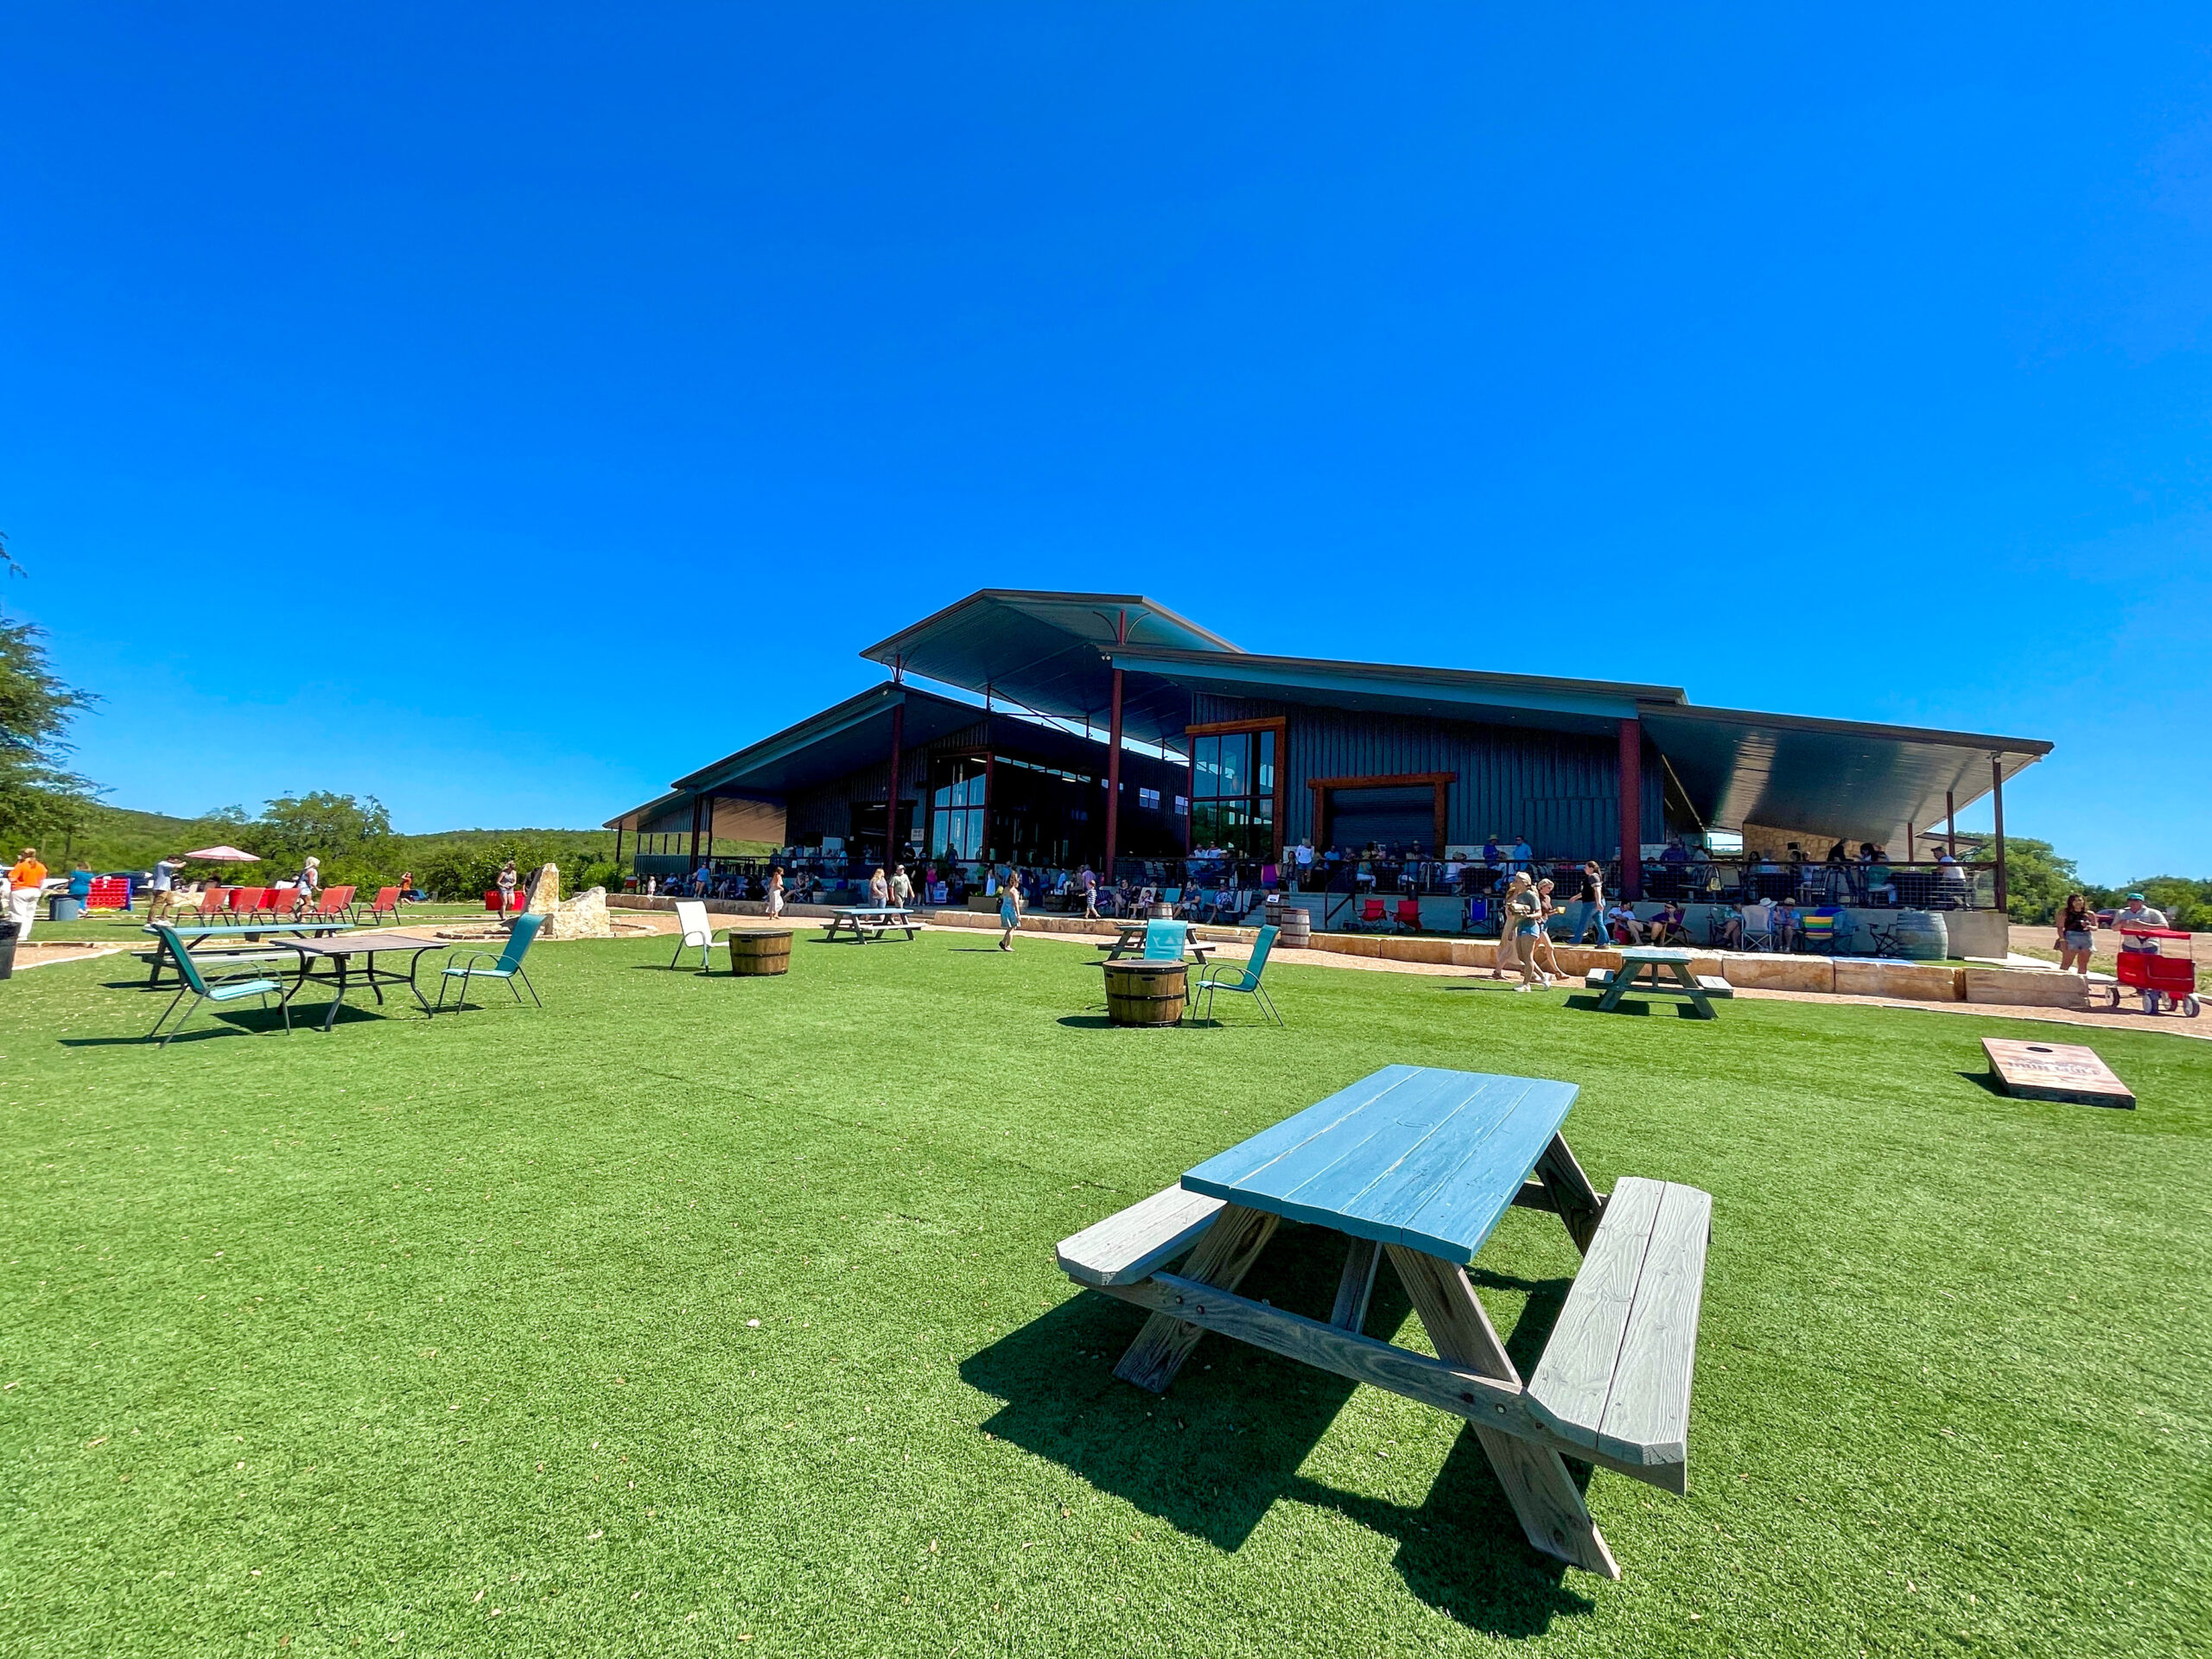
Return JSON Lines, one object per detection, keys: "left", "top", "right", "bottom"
{"left": 1306, "top": 771, "right": 1455, "bottom": 857}
{"left": 1185, "top": 717, "right": 1287, "bottom": 860}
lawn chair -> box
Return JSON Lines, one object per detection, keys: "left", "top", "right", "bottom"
{"left": 145, "top": 925, "right": 291, "bottom": 1046}
{"left": 1141, "top": 918, "right": 1191, "bottom": 961}
{"left": 224, "top": 887, "right": 263, "bottom": 922}
{"left": 309, "top": 886, "right": 354, "bottom": 925}
{"left": 1194, "top": 925, "right": 1285, "bottom": 1027}
{"left": 1798, "top": 908, "right": 1850, "bottom": 955}
{"left": 1737, "top": 901, "right": 1776, "bottom": 951}
{"left": 669, "top": 899, "right": 727, "bottom": 970}
{"left": 366, "top": 887, "right": 403, "bottom": 925}
{"left": 1354, "top": 897, "right": 1387, "bottom": 931}
{"left": 432, "top": 911, "right": 547, "bottom": 1014}
{"left": 1394, "top": 897, "right": 1422, "bottom": 933}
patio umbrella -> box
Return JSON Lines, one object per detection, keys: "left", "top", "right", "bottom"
{"left": 183, "top": 845, "right": 261, "bottom": 862}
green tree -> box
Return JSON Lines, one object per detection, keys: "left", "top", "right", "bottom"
{"left": 0, "top": 611, "right": 99, "bottom": 849}
{"left": 254, "top": 792, "right": 395, "bottom": 862}
{"left": 1993, "top": 837, "right": 2088, "bottom": 924}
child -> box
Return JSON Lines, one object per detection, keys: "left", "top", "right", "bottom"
{"left": 998, "top": 871, "right": 1024, "bottom": 950}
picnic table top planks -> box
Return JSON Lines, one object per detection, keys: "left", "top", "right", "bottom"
{"left": 1181, "top": 1064, "right": 1579, "bottom": 1263}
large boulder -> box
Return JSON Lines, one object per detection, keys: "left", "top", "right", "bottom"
{"left": 546, "top": 885, "right": 616, "bottom": 941}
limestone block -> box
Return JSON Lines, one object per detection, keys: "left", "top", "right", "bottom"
{"left": 1965, "top": 967, "right": 2088, "bottom": 1009}
{"left": 1726, "top": 955, "right": 1834, "bottom": 994}
{"left": 1874, "top": 961, "right": 1963, "bottom": 1002}
{"left": 545, "top": 885, "right": 616, "bottom": 941}
{"left": 524, "top": 862, "right": 561, "bottom": 914}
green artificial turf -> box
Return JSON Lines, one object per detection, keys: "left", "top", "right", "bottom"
{"left": 1, "top": 927, "right": 2205, "bottom": 1657}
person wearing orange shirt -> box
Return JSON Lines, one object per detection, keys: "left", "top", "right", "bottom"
{"left": 6, "top": 848, "right": 48, "bottom": 940}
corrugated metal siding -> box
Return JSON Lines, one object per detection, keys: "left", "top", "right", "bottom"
{"left": 1191, "top": 694, "right": 1659, "bottom": 859}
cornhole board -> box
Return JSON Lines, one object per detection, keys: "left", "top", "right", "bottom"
{"left": 1980, "top": 1038, "right": 2134, "bottom": 1109}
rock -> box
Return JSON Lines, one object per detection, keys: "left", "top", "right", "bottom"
{"left": 524, "top": 863, "right": 561, "bottom": 914}
{"left": 546, "top": 886, "right": 615, "bottom": 941}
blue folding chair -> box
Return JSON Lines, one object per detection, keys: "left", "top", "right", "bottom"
{"left": 433, "top": 911, "right": 548, "bottom": 1014}
{"left": 1141, "top": 919, "right": 1191, "bottom": 961}
{"left": 146, "top": 925, "right": 291, "bottom": 1046}
{"left": 1195, "top": 925, "right": 1285, "bottom": 1027}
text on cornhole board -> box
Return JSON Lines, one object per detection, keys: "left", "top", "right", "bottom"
{"left": 1981, "top": 1038, "right": 2135, "bottom": 1109}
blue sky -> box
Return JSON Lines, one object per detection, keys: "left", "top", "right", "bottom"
{"left": 3, "top": 5, "right": 2206, "bottom": 881}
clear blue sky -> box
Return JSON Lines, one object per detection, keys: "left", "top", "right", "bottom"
{"left": 4, "top": 5, "right": 2206, "bottom": 881}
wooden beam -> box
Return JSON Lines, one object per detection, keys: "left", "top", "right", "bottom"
{"left": 1111, "top": 1203, "right": 1274, "bottom": 1393}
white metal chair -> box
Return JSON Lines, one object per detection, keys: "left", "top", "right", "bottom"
{"left": 670, "top": 899, "right": 727, "bottom": 970}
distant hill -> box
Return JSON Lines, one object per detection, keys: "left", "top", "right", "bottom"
{"left": 52, "top": 803, "right": 618, "bottom": 874}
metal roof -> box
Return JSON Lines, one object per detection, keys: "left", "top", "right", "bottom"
{"left": 1109, "top": 644, "right": 1687, "bottom": 735}
{"left": 859, "top": 589, "right": 1237, "bottom": 744}
{"left": 670, "top": 683, "right": 988, "bottom": 799}
{"left": 1639, "top": 702, "right": 2051, "bottom": 846}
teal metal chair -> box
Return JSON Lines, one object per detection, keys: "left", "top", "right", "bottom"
{"left": 147, "top": 924, "right": 291, "bottom": 1046}
{"left": 433, "top": 911, "right": 547, "bottom": 1014}
{"left": 1195, "top": 925, "right": 1285, "bottom": 1027}
{"left": 1141, "top": 918, "right": 1190, "bottom": 961}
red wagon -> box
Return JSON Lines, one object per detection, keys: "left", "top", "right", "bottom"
{"left": 2109, "top": 926, "right": 2201, "bottom": 1017}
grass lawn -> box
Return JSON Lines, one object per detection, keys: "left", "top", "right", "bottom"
{"left": 2, "top": 926, "right": 2205, "bottom": 1656}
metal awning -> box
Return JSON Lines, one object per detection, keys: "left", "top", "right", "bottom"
{"left": 673, "top": 683, "right": 987, "bottom": 798}
{"left": 1639, "top": 702, "right": 2050, "bottom": 846}
{"left": 1109, "top": 645, "right": 1686, "bottom": 735}
{"left": 859, "top": 589, "right": 1237, "bottom": 744}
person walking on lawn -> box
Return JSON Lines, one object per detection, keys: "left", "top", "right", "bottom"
{"left": 1573, "top": 860, "right": 1607, "bottom": 944}
{"left": 6, "top": 848, "right": 47, "bottom": 940}
{"left": 998, "top": 870, "right": 1024, "bottom": 950}
{"left": 1491, "top": 872, "right": 1534, "bottom": 980}
{"left": 765, "top": 866, "right": 785, "bottom": 918}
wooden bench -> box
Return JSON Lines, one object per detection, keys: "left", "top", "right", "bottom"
{"left": 1055, "top": 1184, "right": 1225, "bottom": 1287}
{"left": 134, "top": 946, "right": 296, "bottom": 988}
{"left": 1525, "top": 1175, "right": 1713, "bottom": 1494}
{"left": 1584, "top": 968, "right": 1734, "bottom": 998}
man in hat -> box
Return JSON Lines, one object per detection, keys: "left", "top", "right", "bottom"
{"left": 2115, "top": 893, "right": 2168, "bottom": 952}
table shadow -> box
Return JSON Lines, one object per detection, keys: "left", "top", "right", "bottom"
{"left": 962, "top": 1223, "right": 1591, "bottom": 1636}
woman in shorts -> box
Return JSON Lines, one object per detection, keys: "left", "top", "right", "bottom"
{"left": 2055, "top": 893, "right": 2096, "bottom": 974}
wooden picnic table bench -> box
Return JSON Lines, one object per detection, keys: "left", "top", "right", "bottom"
{"left": 821, "top": 905, "right": 920, "bottom": 943}
{"left": 1055, "top": 1064, "right": 1713, "bottom": 1579}
{"left": 137, "top": 920, "right": 359, "bottom": 988}
{"left": 1093, "top": 917, "right": 1214, "bottom": 965}
{"left": 1583, "top": 946, "right": 1734, "bottom": 1019}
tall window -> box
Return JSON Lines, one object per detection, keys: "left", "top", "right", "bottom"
{"left": 931, "top": 760, "right": 987, "bottom": 861}
{"left": 1191, "top": 728, "right": 1276, "bottom": 854}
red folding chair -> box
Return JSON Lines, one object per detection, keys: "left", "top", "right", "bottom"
{"left": 1395, "top": 897, "right": 1422, "bottom": 932}
{"left": 367, "top": 886, "right": 402, "bottom": 925}
{"left": 1357, "top": 897, "right": 1386, "bottom": 930}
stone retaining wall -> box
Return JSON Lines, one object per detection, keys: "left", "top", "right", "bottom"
{"left": 603, "top": 894, "right": 2082, "bottom": 1007}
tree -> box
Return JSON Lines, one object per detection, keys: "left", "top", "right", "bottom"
{"left": 0, "top": 611, "right": 99, "bottom": 849}
{"left": 254, "top": 792, "right": 395, "bottom": 864}
{"left": 1994, "top": 837, "right": 2086, "bottom": 924}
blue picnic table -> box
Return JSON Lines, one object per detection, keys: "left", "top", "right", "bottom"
{"left": 137, "top": 920, "right": 359, "bottom": 988}
{"left": 1584, "top": 945, "right": 1735, "bottom": 1019}
{"left": 820, "top": 905, "right": 920, "bottom": 943}
{"left": 1056, "top": 1064, "right": 1714, "bottom": 1579}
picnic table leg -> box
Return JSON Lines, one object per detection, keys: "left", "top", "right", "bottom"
{"left": 1594, "top": 965, "right": 1629, "bottom": 1013}
{"left": 1532, "top": 1135, "right": 1605, "bottom": 1255}
{"left": 1330, "top": 1236, "right": 1382, "bottom": 1333}
{"left": 1669, "top": 959, "right": 1715, "bottom": 1019}
{"left": 1113, "top": 1203, "right": 1278, "bottom": 1393}
{"left": 1384, "top": 1244, "right": 1620, "bottom": 1579}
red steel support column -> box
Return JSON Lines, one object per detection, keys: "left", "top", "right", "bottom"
{"left": 884, "top": 698, "right": 905, "bottom": 862}
{"left": 1618, "top": 718, "right": 1643, "bottom": 900}
{"left": 1991, "top": 757, "right": 2008, "bottom": 915}
{"left": 1946, "top": 791, "right": 1956, "bottom": 858}
{"left": 1103, "top": 667, "right": 1125, "bottom": 876}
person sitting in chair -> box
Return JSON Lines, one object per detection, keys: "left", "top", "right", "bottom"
{"left": 1770, "top": 899, "right": 1801, "bottom": 952}
{"left": 1604, "top": 899, "right": 1646, "bottom": 944}
{"left": 1645, "top": 899, "right": 1687, "bottom": 945}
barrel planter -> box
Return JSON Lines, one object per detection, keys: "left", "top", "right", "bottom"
{"left": 1891, "top": 910, "right": 1949, "bottom": 962}
{"left": 1102, "top": 959, "right": 1187, "bottom": 1027}
{"left": 1274, "top": 905, "right": 1313, "bottom": 948}
{"left": 1147, "top": 901, "right": 1175, "bottom": 920}
{"left": 727, "top": 931, "right": 794, "bottom": 976}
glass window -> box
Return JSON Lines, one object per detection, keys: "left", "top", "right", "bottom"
{"left": 1139, "top": 787, "right": 1160, "bottom": 810}
{"left": 1187, "top": 726, "right": 1278, "bottom": 853}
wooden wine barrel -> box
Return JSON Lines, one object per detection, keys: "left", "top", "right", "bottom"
{"left": 1890, "top": 910, "right": 1948, "bottom": 962}
{"left": 727, "top": 930, "right": 794, "bottom": 976}
{"left": 1103, "top": 960, "right": 1187, "bottom": 1027}
{"left": 1274, "top": 905, "right": 1313, "bottom": 947}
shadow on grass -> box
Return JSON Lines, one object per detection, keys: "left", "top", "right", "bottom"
{"left": 59, "top": 999, "right": 372, "bottom": 1046}
{"left": 961, "top": 1222, "right": 1591, "bottom": 1636}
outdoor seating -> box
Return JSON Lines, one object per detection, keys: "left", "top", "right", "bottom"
{"left": 1736, "top": 901, "right": 1775, "bottom": 951}
{"left": 432, "top": 911, "right": 547, "bottom": 1014}
{"left": 1192, "top": 925, "right": 1284, "bottom": 1026}
{"left": 1141, "top": 918, "right": 1191, "bottom": 961}
{"left": 670, "top": 899, "right": 728, "bottom": 969}
{"left": 1355, "top": 896, "right": 1387, "bottom": 930}
{"left": 1394, "top": 897, "right": 1421, "bottom": 932}
{"left": 1799, "top": 908, "right": 1851, "bottom": 955}
{"left": 309, "top": 886, "right": 355, "bottom": 924}
{"left": 1054, "top": 1064, "right": 1713, "bottom": 1577}
{"left": 365, "top": 886, "right": 403, "bottom": 925}
{"left": 145, "top": 924, "right": 291, "bottom": 1046}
